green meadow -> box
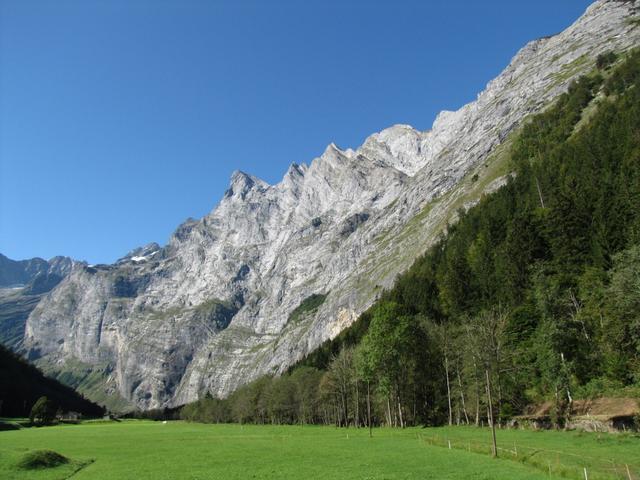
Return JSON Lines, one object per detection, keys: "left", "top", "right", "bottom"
{"left": 1, "top": 421, "right": 638, "bottom": 480}
{"left": 422, "top": 426, "right": 640, "bottom": 480}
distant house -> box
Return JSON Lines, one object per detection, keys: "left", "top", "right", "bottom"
{"left": 59, "top": 411, "right": 81, "bottom": 421}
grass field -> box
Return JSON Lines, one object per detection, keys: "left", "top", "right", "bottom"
{"left": 0, "top": 421, "right": 638, "bottom": 480}
{"left": 422, "top": 426, "right": 640, "bottom": 480}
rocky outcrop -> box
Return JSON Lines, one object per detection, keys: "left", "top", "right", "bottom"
{"left": 16, "top": 1, "right": 640, "bottom": 410}
{"left": 513, "top": 397, "right": 640, "bottom": 432}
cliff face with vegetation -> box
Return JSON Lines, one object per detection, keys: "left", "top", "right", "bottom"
{"left": 183, "top": 46, "right": 640, "bottom": 430}
{"left": 11, "top": 0, "right": 640, "bottom": 410}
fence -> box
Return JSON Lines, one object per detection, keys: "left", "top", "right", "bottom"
{"left": 417, "top": 433, "right": 639, "bottom": 480}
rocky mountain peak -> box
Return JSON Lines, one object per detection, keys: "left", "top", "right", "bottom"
{"left": 0, "top": 254, "right": 79, "bottom": 289}
{"left": 225, "top": 170, "right": 269, "bottom": 200}
{"left": 117, "top": 243, "right": 162, "bottom": 264}
{"left": 360, "top": 124, "right": 423, "bottom": 175}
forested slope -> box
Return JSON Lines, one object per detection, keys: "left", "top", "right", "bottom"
{"left": 0, "top": 345, "right": 104, "bottom": 418}
{"left": 181, "top": 50, "right": 640, "bottom": 428}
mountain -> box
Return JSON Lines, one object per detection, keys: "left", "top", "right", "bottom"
{"left": 7, "top": 0, "right": 640, "bottom": 411}
{"left": 0, "top": 255, "right": 81, "bottom": 351}
{"left": 180, "top": 45, "right": 640, "bottom": 429}
{"left": 0, "top": 254, "right": 76, "bottom": 291}
{"left": 0, "top": 344, "right": 104, "bottom": 418}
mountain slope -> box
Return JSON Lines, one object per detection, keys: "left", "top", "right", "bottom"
{"left": 0, "top": 344, "right": 104, "bottom": 418}
{"left": 180, "top": 46, "right": 640, "bottom": 431}
{"left": 16, "top": 0, "right": 640, "bottom": 410}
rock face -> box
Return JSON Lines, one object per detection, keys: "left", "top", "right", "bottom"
{"left": 0, "top": 254, "right": 80, "bottom": 350}
{"left": 15, "top": 1, "right": 640, "bottom": 410}
{"left": 0, "top": 254, "right": 77, "bottom": 291}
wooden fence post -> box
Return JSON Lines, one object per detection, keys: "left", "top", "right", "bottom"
{"left": 485, "top": 369, "right": 497, "bottom": 458}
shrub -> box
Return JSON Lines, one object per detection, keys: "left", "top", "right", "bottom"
{"left": 17, "top": 450, "right": 69, "bottom": 470}
{"left": 596, "top": 51, "right": 617, "bottom": 70}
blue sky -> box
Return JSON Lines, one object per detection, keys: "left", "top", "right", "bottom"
{"left": 0, "top": 0, "right": 593, "bottom": 264}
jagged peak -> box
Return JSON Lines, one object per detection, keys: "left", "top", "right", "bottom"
{"left": 364, "top": 124, "right": 420, "bottom": 145}
{"left": 47, "top": 256, "right": 82, "bottom": 271}
{"left": 285, "top": 162, "right": 306, "bottom": 178}
{"left": 47, "top": 255, "right": 73, "bottom": 263}
{"left": 325, "top": 142, "right": 344, "bottom": 155}
{"left": 225, "top": 170, "right": 269, "bottom": 199}
{"left": 357, "top": 124, "right": 424, "bottom": 175}
{"left": 169, "top": 217, "right": 199, "bottom": 244}
{"left": 430, "top": 109, "right": 466, "bottom": 133}
{"left": 116, "top": 242, "right": 162, "bottom": 264}
{"left": 279, "top": 162, "right": 308, "bottom": 196}
{"left": 312, "top": 142, "right": 349, "bottom": 166}
{"left": 230, "top": 169, "right": 267, "bottom": 187}
{"left": 379, "top": 123, "right": 416, "bottom": 134}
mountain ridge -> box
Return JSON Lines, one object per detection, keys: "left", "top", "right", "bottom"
{"left": 0, "top": 254, "right": 78, "bottom": 289}
{"left": 6, "top": 0, "right": 640, "bottom": 410}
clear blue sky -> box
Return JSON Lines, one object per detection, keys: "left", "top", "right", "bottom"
{"left": 0, "top": 0, "right": 593, "bottom": 264}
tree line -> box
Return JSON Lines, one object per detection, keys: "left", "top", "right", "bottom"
{"left": 181, "top": 50, "right": 640, "bottom": 429}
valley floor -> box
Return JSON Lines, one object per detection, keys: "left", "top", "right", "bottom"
{"left": 0, "top": 421, "right": 638, "bottom": 479}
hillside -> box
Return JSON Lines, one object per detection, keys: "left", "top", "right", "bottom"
{"left": 182, "top": 46, "right": 640, "bottom": 429}
{"left": 0, "top": 344, "right": 104, "bottom": 418}
{"left": 2, "top": 0, "right": 639, "bottom": 411}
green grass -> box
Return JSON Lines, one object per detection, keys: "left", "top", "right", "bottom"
{"left": 550, "top": 54, "right": 591, "bottom": 87}
{"left": 423, "top": 426, "right": 640, "bottom": 480}
{"left": 0, "top": 421, "right": 575, "bottom": 480}
{"left": 0, "top": 436, "right": 94, "bottom": 480}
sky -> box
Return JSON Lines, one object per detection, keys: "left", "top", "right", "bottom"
{"left": 0, "top": 0, "right": 594, "bottom": 264}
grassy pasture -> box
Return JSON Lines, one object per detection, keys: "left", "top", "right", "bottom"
{"left": 0, "top": 421, "right": 637, "bottom": 480}
{"left": 422, "top": 426, "right": 640, "bottom": 480}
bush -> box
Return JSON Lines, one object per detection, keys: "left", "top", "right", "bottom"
{"left": 596, "top": 51, "right": 617, "bottom": 70}
{"left": 17, "top": 450, "right": 69, "bottom": 470}
{"left": 575, "top": 378, "right": 626, "bottom": 399}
